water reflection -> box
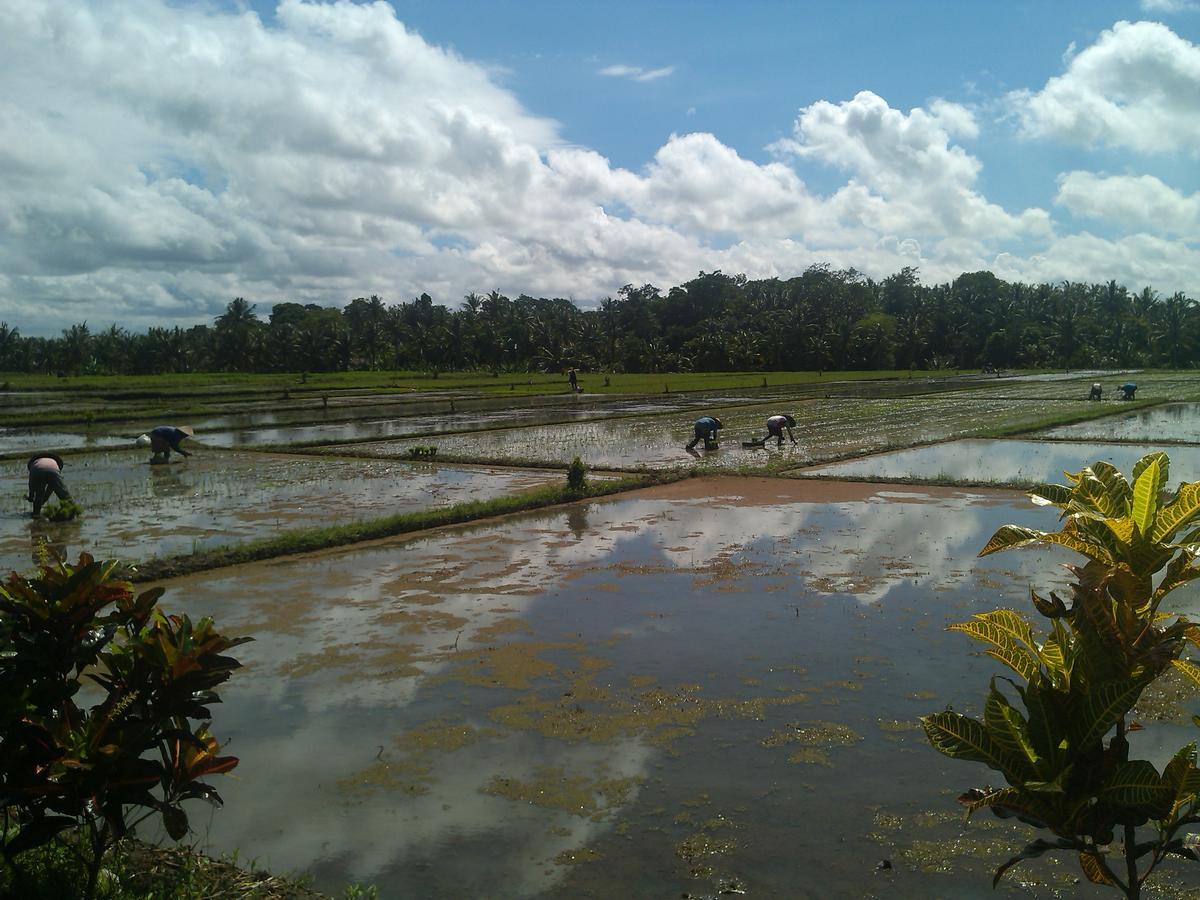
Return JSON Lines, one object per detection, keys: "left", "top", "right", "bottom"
{"left": 804, "top": 438, "right": 1200, "bottom": 485}
{"left": 158, "top": 480, "right": 1153, "bottom": 897}
{"left": 1041, "top": 402, "right": 1200, "bottom": 442}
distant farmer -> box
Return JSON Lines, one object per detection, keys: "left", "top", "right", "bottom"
{"left": 763, "top": 414, "right": 798, "bottom": 446}
{"left": 1088, "top": 383, "right": 1103, "bottom": 401}
{"left": 26, "top": 453, "right": 70, "bottom": 517}
{"left": 685, "top": 415, "right": 722, "bottom": 451}
{"left": 138, "top": 425, "right": 194, "bottom": 462}
{"left": 1118, "top": 383, "right": 1137, "bottom": 401}
{"left": 568, "top": 368, "right": 578, "bottom": 392}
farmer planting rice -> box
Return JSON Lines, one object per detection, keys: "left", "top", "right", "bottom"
{"left": 763, "top": 414, "right": 798, "bottom": 446}
{"left": 685, "top": 415, "right": 722, "bottom": 451}
{"left": 138, "top": 425, "right": 195, "bottom": 463}
{"left": 25, "top": 453, "right": 71, "bottom": 517}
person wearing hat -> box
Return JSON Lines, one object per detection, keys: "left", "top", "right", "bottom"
{"left": 685, "top": 415, "right": 723, "bottom": 451}
{"left": 1118, "top": 383, "right": 1137, "bottom": 401}
{"left": 25, "top": 452, "right": 71, "bottom": 516}
{"left": 140, "top": 425, "right": 194, "bottom": 462}
{"left": 763, "top": 414, "right": 798, "bottom": 447}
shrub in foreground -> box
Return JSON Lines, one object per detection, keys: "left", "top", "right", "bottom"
{"left": 0, "top": 554, "right": 251, "bottom": 899}
{"left": 924, "top": 452, "right": 1200, "bottom": 897}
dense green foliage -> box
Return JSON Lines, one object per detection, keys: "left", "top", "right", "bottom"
{"left": 3, "top": 267, "right": 1197, "bottom": 375}
{"left": 0, "top": 555, "right": 250, "bottom": 899}
{"left": 924, "top": 453, "right": 1200, "bottom": 897}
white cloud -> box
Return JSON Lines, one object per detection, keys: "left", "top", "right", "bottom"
{"left": 772, "top": 91, "right": 1048, "bottom": 244}
{"left": 1056, "top": 171, "right": 1200, "bottom": 238}
{"left": 598, "top": 63, "right": 676, "bottom": 82}
{"left": 1, "top": 1, "right": 1198, "bottom": 334}
{"left": 1011, "top": 20, "right": 1200, "bottom": 153}
{"left": 1140, "top": 0, "right": 1198, "bottom": 13}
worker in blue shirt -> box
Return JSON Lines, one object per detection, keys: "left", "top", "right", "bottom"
{"left": 685, "top": 415, "right": 722, "bottom": 451}
{"left": 138, "top": 425, "right": 195, "bottom": 462}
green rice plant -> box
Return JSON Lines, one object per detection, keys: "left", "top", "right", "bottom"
{"left": 924, "top": 452, "right": 1200, "bottom": 897}
{"left": 566, "top": 456, "right": 587, "bottom": 494}
{"left": 42, "top": 499, "right": 83, "bottom": 522}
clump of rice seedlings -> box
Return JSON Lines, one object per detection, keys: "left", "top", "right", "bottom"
{"left": 407, "top": 445, "right": 438, "bottom": 458}
{"left": 42, "top": 499, "right": 84, "bottom": 521}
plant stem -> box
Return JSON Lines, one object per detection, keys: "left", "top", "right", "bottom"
{"left": 1124, "top": 823, "right": 1139, "bottom": 900}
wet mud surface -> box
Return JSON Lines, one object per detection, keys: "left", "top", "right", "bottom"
{"left": 803, "top": 439, "right": 1200, "bottom": 485}
{"left": 157, "top": 478, "right": 1200, "bottom": 897}
{"left": 1, "top": 450, "right": 559, "bottom": 572}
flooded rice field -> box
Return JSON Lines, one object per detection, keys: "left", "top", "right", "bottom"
{"left": 1039, "top": 401, "right": 1200, "bottom": 442}
{"left": 162, "top": 478, "right": 1198, "bottom": 897}
{"left": 2, "top": 450, "right": 559, "bottom": 572}
{"left": 330, "top": 397, "right": 1100, "bottom": 470}
{"left": 803, "top": 438, "right": 1200, "bottom": 485}
{"left": 0, "top": 427, "right": 132, "bottom": 454}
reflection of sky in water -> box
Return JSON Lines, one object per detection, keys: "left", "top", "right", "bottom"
{"left": 155, "top": 481, "right": 1192, "bottom": 897}
{"left": 0, "top": 451, "right": 556, "bottom": 572}
{"left": 1041, "top": 402, "right": 1200, "bottom": 442}
{"left": 0, "top": 428, "right": 130, "bottom": 453}
{"left": 805, "top": 439, "right": 1200, "bottom": 485}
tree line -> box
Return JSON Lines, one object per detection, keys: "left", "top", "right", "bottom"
{"left": 2, "top": 266, "right": 1197, "bottom": 375}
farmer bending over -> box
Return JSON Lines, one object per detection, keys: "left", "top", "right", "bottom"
{"left": 26, "top": 453, "right": 70, "bottom": 517}
{"left": 139, "top": 425, "right": 194, "bottom": 463}
{"left": 685, "top": 415, "right": 722, "bottom": 451}
{"left": 764, "top": 414, "right": 798, "bottom": 446}
{"left": 1088, "top": 383, "right": 1103, "bottom": 401}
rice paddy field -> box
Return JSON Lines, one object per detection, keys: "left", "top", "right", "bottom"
{"left": 6, "top": 368, "right": 1200, "bottom": 897}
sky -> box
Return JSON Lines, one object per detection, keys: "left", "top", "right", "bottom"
{"left": 4, "top": 0, "right": 1200, "bottom": 335}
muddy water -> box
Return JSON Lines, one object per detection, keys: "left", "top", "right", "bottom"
{"left": 0, "top": 428, "right": 131, "bottom": 454}
{"left": 1040, "top": 402, "right": 1200, "bottom": 442}
{"left": 0, "top": 451, "right": 559, "bottom": 572}
{"left": 803, "top": 439, "right": 1200, "bottom": 485}
{"left": 331, "top": 397, "right": 1101, "bottom": 470}
{"left": 155, "top": 478, "right": 1199, "bottom": 897}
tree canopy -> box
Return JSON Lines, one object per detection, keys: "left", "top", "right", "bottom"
{"left": 4, "top": 267, "right": 1196, "bottom": 375}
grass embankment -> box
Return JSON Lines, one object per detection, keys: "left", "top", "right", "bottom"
{"left": 0, "top": 368, "right": 981, "bottom": 400}
{"left": 0, "top": 838, "right": 356, "bottom": 900}
{"left": 129, "top": 470, "right": 686, "bottom": 582}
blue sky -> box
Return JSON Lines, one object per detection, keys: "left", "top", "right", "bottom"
{"left": 3, "top": 0, "right": 1200, "bottom": 333}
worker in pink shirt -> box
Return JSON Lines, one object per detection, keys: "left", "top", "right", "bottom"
{"left": 26, "top": 453, "right": 71, "bottom": 517}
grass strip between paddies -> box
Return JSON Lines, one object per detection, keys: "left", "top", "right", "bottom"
{"left": 126, "top": 470, "right": 689, "bottom": 582}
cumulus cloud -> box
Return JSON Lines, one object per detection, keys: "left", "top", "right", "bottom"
{"left": 2, "top": 0, "right": 1196, "bottom": 334}
{"left": 772, "top": 91, "right": 1049, "bottom": 245}
{"left": 1056, "top": 171, "right": 1200, "bottom": 238}
{"left": 597, "top": 63, "right": 676, "bottom": 82}
{"left": 1010, "top": 20, "right": 1200, "bottom": 153}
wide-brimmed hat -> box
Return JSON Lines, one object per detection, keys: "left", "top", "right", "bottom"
{"left": 136, "top": 434, "right": 151, "bottom": 447}
{"left": 178, "top": 425, "right": 195, "bottom": 437}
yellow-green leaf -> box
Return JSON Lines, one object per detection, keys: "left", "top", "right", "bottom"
{"left": 979, "top": 525, "right": 1048, "bottom": 558}
{"left": 922, "top": 711, "right": 1023, "bottom": 778}
{"left": 1132, "top": 455, "right": 1166, "bottom": 537}
{"left": 1079, "top": 851, "right": 1118, "bottom": 886}
{"left": 1170, "top": 658, "right": 1200, "bottom": 689}
{"left": 1152, "top": 482, "right": 1200, "bottom": 544}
